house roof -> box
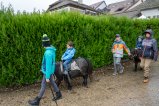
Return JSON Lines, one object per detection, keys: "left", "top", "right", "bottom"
{"left": 90, "top": 1, "right": 105, "bottom": 9}
{"left": 115, "top": 0, "right": 159, "bottom": 18}
{"left": 112, "top": 10, "right": 140, "bottom": 18}
{"left": 47, "top": 0, "right": 101, "bottom": 13}
{"left": 108, "top": 0, "right": 139, "bottom": 14}
{"left": 130, "top": 0, "right": 159, "bottom": 11}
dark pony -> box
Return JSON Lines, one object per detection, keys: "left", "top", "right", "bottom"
{"left": 130, "top": 48, "right": 142, "bottom": 71}
{"left": 54, "top": 57, "right": 93, "bottom": 90}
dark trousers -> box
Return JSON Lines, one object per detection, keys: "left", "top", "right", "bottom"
{"left": 38, "top": 74, "right": 59, "bottom": 98}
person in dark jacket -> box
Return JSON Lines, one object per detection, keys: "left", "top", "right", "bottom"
{"left": 140, "top": 29, "right": 158, "bottom": 83}
{"left": 28, "top": 34, "right": 62, "bottom": 106}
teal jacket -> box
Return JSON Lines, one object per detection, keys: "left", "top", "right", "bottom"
{"left": 41, "top": 46, "right": 56, "bottom": 79}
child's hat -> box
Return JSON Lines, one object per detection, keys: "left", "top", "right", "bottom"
{"left": 42, "top": 34, "right": 50, "bottom": 42}
{"left": 115, "top": 34, "right": 120, "bottom": 37}
{"left": 42, "top": 34, "right": 51, "bottom": 47}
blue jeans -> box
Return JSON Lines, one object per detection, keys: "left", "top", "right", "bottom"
{"left": 38, "top": 74, "right": 59, "bottom": 98}
{"left": 63, "top": 60, "right": 71, "bottom": 73}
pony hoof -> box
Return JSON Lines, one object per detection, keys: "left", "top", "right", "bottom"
{"left": 70, "top": 90, "right": 77, "bottom": 94}
{"left": 68, "top": 87, "right": 72, "bottom": 91}
{"left": 85, "top": 86, "right": 89, "bottom": 88}
{"left": 82, "top": 83, "right": 88, "bottom": 88}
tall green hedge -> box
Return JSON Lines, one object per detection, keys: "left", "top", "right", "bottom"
{"left": 0, "top": 8, "right": 159, "bottom": 87}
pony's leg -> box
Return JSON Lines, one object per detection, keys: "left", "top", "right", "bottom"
{"left": 89, "top": 74, "right": 93, "bottom": 82}
{"left": 64, "top": 75, "right": 72, "bottom": 90}
{"left": 56, "top": 78, "right": 63, "bottom": 87}
{"left": 134, "top": 62, "right": 138, "bottom": 72}
{"left": 83, "top": 75, "right": 88, "bottom": 87}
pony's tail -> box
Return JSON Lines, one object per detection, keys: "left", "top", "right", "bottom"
{"left": 85, "top": 58, "right": 93, "bottom": 82}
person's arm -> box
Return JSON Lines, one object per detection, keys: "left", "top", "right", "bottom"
{"left": 61, "top": 50, "right": 66, "bottom": 60}
{"left": 123, "top": 42, "right": 131, "bottom": 55}
{"left": 62, "top": 52, "right": 66, "bottom": 58}
{"left": 136, "top": 40, "right": 138, "bottom": 48}
{"left": 45, "top": 53, "right": 52, "bottom": 80}
{"left": 63, "top": 49, "right": 76, "bottom": 60}
{"left": 52, "top": 51, "right": 56, "bottom": 74}
{"left": 41, "top": 56, "right": 45, "bottom": 72}
{"left": 152, "top": 39, "right": 158, "bottom": 61}
{"left": 111, "top": 43, "right": 115, "bottom": 53}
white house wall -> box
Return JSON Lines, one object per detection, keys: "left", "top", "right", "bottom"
{"left": 55, "top": 6, "right": 70, "bottom": 12}
{"left": 51, "top": 6, "right": 97, "bottom": 14}
{"left": 141, "top": 8, "right": 159, "bottom": 18}
{"left": 53, "top": 6, "right": 84, "bottom": 13}
{"left": 69, "top": 6, "right": 85, "bottom": 13}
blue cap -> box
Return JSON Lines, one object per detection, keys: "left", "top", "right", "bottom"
{"left": 115, "top": 34, "right": 120, "bottom": 37}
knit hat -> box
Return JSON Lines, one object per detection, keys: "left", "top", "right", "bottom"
{"left": 42, "top": 34, "right": 50, "bottom": 42}
{"left": 42, "top": 34, "right": 51, "bottom": 47}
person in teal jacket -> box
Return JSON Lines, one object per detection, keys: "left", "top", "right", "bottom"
{"left": 28, "top": 34, "right": 62, "bottom": 106}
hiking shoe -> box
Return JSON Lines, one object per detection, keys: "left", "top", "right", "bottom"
{"left": 119, "top": 67, "right": 124, "bottom": 74}
{"left": 53, "top": 91, "right": 62, "bottom": 101}
{"left": 140, "top": 67, "right": 143, "bottom": 70}
{"left": 28, "top": 96, "right": 41, "bottom": 106}
{"left": 143, "top": 77, "right": 149, "bottom": 83}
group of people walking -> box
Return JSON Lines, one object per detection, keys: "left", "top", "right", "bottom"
{"left": 112, "top": 29, "right": 158, "bottom": 83}
{"left": 28, "top": 29, "right": 158, "bottom": 106}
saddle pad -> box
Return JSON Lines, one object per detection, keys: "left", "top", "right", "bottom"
{"left": 71, "top": 61, "right": 81, "bottom": 71}
{"left": 60, "top": 62, "right": 64, "bottom": 72}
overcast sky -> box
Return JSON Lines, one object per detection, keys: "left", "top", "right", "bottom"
{"left": 0, "top": 0, "right": 124, "bottom": 12}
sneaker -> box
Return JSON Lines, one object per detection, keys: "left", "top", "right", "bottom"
{"left": 119, "top": 67, "right": 124, "bottom": 74}
{"left": 143, "top": 77, "right": 149, "bottom": 83}
{"left": 113, "top": 72, "right": 118, "bottom": 76}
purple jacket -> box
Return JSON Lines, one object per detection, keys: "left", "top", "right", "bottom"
{"left": 141, "top": 29, "right": 158, "bottom": 61}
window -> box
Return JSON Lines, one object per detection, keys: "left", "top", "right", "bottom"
{"left": 153, "top": 16, "right": 156, "bottom": 18}
{"left": 115, "top": 7, "right": 124, "bottom": 12}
